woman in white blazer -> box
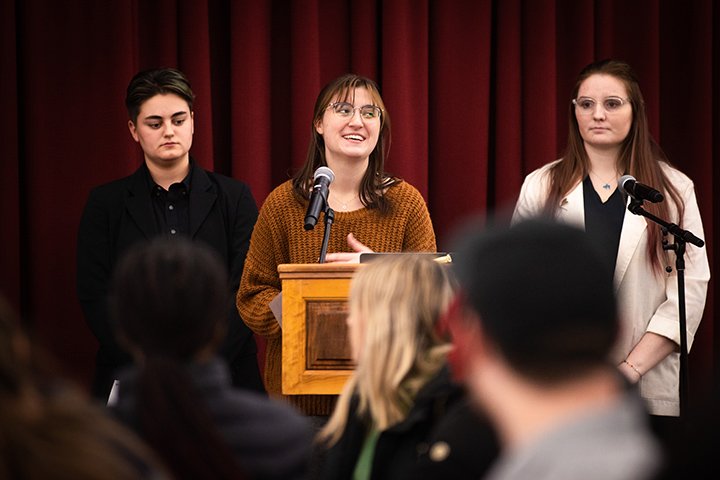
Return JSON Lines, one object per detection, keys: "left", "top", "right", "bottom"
{"left": 512, "top": 59, "right": 710, "bottom": 423}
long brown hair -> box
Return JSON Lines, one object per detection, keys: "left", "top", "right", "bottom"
{"left": 545, "top": 59, "right": 684, "bottom": 270}
{"left": 292, "top": 73, "right": 399, "bottom": 214}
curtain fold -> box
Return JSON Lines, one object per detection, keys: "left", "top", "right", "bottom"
{"left": 429, "top": 0, "right": 492, "bottom": 242}
{"left": 1, "top": 0, "right": 716, "bottom": 399}
{"left": 0, "top": 0, "right": 20, "bottom": 308}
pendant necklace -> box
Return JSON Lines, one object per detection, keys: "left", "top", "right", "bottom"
{"left": 332, "top": 192, "right": 359, "bottom": 211}
{"left": 589, "top": 171, "right": 618, "bottom": 191}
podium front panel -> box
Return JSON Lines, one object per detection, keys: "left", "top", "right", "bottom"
{"left": 279, "top": 264, "right": 359, "bottom": 395}
{"left": 305, "top": 300, "right": 354, "bottom": 369}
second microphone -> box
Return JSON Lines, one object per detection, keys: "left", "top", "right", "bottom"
{"left": 618, "top": 175, "right": 664, "bottom": 203}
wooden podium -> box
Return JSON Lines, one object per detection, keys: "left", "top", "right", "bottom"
{"left": 279, "top": 263, "right": 360, "bottom": 395}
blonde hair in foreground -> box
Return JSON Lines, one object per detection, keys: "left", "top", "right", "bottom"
{"left": 318, "top": 255, "right": 455, "bottom": 445}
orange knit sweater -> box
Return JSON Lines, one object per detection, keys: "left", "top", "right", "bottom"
{"left": 237, "top": 180, "right": 436, "bottom": 415}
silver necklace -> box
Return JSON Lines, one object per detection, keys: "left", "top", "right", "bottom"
{"left": 331, "top": 192, "right": 359, "bottom": 211}
{"left": 589, "top": 171, "right": 618, "bottom": 190}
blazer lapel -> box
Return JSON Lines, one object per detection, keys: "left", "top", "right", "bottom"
{"left": 188, "top": 167, "right": 217, "bottom": 238}
{"left": 614, "top": 198, "right": 646, "bottom": 290}
{"left": 125, "top": 167, "right": 157, "bottom": 239}
{"left": 557, "top": 180, "right": 585, "bottom": 229}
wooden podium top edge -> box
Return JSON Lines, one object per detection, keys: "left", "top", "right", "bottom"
{"left": 278, "top": 263, "right": 361, "bottom": 279}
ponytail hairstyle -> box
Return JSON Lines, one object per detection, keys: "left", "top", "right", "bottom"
{"left": 110, "top": 238, "right": 246, "bottom": 480}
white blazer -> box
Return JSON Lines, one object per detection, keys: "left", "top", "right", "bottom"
{"left": 513, "top": 160, "right": 710, "bottom": 416}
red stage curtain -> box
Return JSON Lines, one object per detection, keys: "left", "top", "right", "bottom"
{"left": 1, "top": 0, "right": 716, "bottom": 405}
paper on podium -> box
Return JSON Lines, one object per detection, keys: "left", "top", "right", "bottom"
{"left": 359, "top": 252, "right": 452, "bottom": 264}
{"left": 269, "top": 292, "right": 283, "bottom": 327}
{"left": 107, "top": 380, "right": 120, "bottom": 406}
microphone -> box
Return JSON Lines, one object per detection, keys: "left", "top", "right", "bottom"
{"left": 304, "top": 166, "right": 335, "bottom": 230}
{"left": 618, "top": 175, "right": 664, "bottom": 203}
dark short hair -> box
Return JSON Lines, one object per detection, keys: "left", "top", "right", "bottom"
{"left": 125, "top": 68, "right": 195, "bottom": 123}
{"left": 109, "top": 237, "right": 229, "bottom": 359}
{"left": 452, "top": 219, "right": 618, "bottom": 383}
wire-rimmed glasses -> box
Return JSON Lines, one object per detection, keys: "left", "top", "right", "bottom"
{"left": 327, "top": 102, "right": 383, "bottom": 120}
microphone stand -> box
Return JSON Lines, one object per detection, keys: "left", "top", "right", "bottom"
{"left": 318, "top": 206, "right": 335, "bottom": 264}
{"left": 626, "top": 198, "right": 705, "bottom": 418}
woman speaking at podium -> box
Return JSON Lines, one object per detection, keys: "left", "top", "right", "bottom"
{"left": 237, "top": 74, "right": 436, "bottom": 416}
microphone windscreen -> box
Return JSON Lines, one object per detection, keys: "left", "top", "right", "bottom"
{"left": 314, "top": 166, "right": 335, "bottom": 184}
{"left": 618, "top": 174, "right": 635, "bottom": 190}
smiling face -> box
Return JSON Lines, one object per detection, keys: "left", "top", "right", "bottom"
{"left": 127, "top": 93, "right": 194, "bottom": 169}
{"left": 575, "top": 74, "right": 633, "bottom": 152}
{"left": 314, "top": 87, "right": 381, "bottom": 166}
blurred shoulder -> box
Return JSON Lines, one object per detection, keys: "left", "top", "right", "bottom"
{"left": 213, "top": 387, "right": 314, "bottom": 458}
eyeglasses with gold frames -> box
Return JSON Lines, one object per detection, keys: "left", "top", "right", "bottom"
{"left": 327, "top": 102, "right": 383, "bottom": 120}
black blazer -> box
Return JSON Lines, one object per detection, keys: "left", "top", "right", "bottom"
{"left": 77, "top": 162, "right": 260, "bottom": 396}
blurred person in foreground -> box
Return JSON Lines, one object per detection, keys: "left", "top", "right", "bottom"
{"left": 109, "top": 238, "right": 313, "bottom": 480}
{"left": 0, "top": 295, "right": 169, "bottom": 479}
{"left": 446, "top": 219, "right": 662, "bottom": 480}
{"left": 314, "top": 254, "right": 498, "bottom": 479}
